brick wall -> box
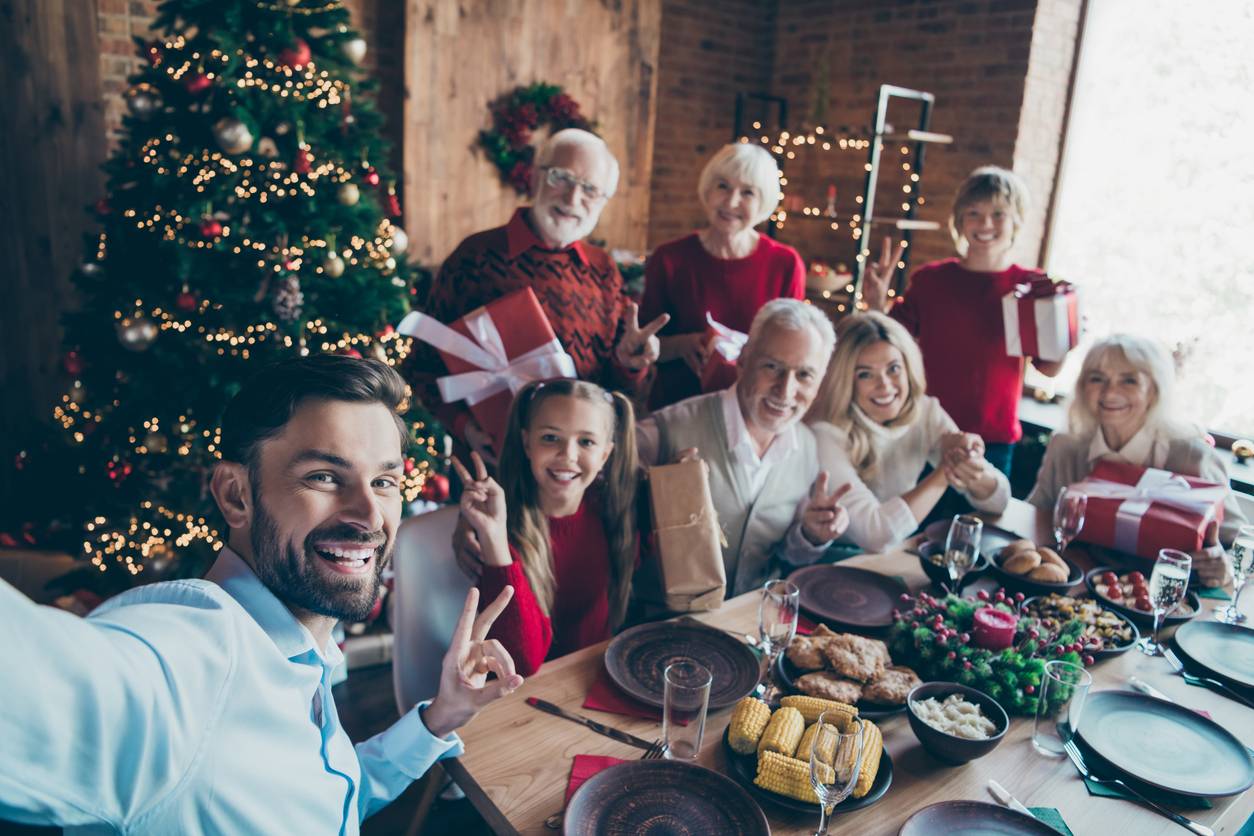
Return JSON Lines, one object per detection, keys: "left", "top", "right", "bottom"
{"left": 646, "top": 0, "right": 776, "bottom": 248}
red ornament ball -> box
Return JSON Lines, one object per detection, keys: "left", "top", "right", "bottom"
{"left": 279, "top": 38, "right": 312, "bottom": 69}
{"left": 364, "top": 167, "right": 380, "bottom": 186}
{"left": 421, "top": 473, "right": 450, "bottom": 502}
{"left": 175, "top": 291, "right": 198, "bottom": 312}
{"left": 184, "top": 72, "right": 212, "bottom": 94}
{"left": 63, "top": 351, "right": 84, "bottom": 376}
{"left": 199, "top": 219, "right": 223, "bottom": 238}
{"left": 294, "top": 146, "right": 312, "bottom": 174}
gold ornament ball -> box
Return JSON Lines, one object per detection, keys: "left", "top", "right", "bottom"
{"left": 323, "top": 252, "right": 346, "bottom": 278}
{"left": 1234, "top": 438, "right": 1254, "bottom": 463}
{"left": 389, "top": 227, "right": 409, "bottom": 254}
{"left": 117, "top": 316, "right": 158, "bottom": 352}
{"left": 213, "top": 117, "right": 255, "bottom": 155}
{"left": 341, "top": 36, "right": 367, "bottom": 64}
{"left": 257, "top": 137, "right": 279, "bottom": 158}
{"left": 144, "top": 431, "right": 169, "bottom": 454}
{"left": 337, "top": 182, "right": 360, "bottom": 206}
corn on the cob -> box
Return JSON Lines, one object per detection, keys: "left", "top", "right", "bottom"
{"left": 779, "top": 695, "right": 858, "bottom": 725}
{"left": 754, "top": 750, "right": 834, "bottom": 803}
{"left": 795, "top": 722, "right": 836, "bottom": 766}
{"left": 728, "top": 697, "right": 771, "bottom": 755}
{"left": 851, "top": 719, "right": 882, "bottom": 798}
{"left": 757, "top": 706, "right": 804, "bottom": 758}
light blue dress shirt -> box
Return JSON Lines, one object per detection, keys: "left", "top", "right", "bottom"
{"left": 0, "top": 548, "right": 462, "bottom": 834}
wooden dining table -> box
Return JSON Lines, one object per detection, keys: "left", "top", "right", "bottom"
{"left": 438, "top": 499, "right": 1254, "bottom": 835}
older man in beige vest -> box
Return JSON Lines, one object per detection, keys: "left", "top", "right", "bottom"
{"left": 637, "top": 298, "right": 850, "bottom": 596}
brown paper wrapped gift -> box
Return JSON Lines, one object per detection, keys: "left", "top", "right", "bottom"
{"left": 647, "top": 460, "right": 725, "bottom": 612}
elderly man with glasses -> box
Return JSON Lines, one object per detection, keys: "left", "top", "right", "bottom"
{"left": 404, "top": 128, "right": 666, "bottom": 464}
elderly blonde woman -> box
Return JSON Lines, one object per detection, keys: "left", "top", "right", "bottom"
{"left": 1027, "top": 335, "right": 1244, "bottom": 586}
{"left": 808, "top": 312, "right": 1010, "bottom": 553}
{"left": 640, "top": 143, "right": 804, "bottom": 409}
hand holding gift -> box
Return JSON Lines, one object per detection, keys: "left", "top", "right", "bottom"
{"left": 1001, "top": 274, "right": 1080, "bottom": 362}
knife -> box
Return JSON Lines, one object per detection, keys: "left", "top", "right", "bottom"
{"left": 525, "top": 697, "right": 656, "bottom": 750}
{"left": 987, "top": 779, "right": 1034, "bottom": 818}
{"left": 1128, "top": 676, "right": 1175, "bottom": 703}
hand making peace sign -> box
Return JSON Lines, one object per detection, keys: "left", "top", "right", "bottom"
{"left": 420, "top": 585, "right": 524, "bottom": 738}
{"left": 801, "top": 470, "right": 853, "bottom": 546}
{"left": 451, "top": 452, "right": 510, "bottom": 568}
{"left": 861, "top": 236, "right": 909, "bottom": 313}
{"left": 614, "top": 301, "right": 669, "bottom": 371}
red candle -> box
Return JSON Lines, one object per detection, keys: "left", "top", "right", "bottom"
{"left": 972, "top": 607, "right": 1017, "bottom": 651}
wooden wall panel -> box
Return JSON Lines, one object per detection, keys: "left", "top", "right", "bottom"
{"left": 0, "top": 0, "right": 105, "bottom": 472}
{"left": 402, "top": 0, "right": 662, "bottom": 265}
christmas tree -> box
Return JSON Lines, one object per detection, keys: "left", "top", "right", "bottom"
{"left": 37, "top": 0, "right": 442, "bottom": 594}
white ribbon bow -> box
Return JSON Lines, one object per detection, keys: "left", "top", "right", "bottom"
{"left": 1075, "top": 466, "right": 1225, "bottom": 553}
{"left": 705, "top": 313, "right": 748, "bottom": 361}
{"left": 398, "top": 307, "right": 576, "bottom": 406}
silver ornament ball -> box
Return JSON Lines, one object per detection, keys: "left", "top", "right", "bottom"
{"left": 213, "top": 117, "right": 254, "bottom": 155}
{"left": 389, "top": 227, "right": 409, "bottom": 254}
{"left": 323, "top": 252, "right": 346, "bottom": 278}
{"left": 341, "top": 36, "right": 367, "bottom": 64}
{"left": 117, "top": 316, "right": 158, "bottom": 352}
{"left": 126, "top": 84, "right": 162, "bottom": 120}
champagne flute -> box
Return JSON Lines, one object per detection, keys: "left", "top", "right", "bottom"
{"left": 1139, "top": 549, "right": 1191, "bottom": 656}
{"left": 943, "top": 514, "right": 983, "bottom": 590}
{"left": 1053, "top": 487, "right": 1087, "bottom": 552}
{"left": 809, "top": 712, "right": 865, "bottom": 836}
{"left": 1217, "top": 524, "right": 1254, "bottom": 624}
{"left": 757, "top": 579, "right": 799, "bottom": 701}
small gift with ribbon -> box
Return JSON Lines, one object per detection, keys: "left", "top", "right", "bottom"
{"left": 700, "top": 313, "right": 746, "bottom": 393}
{"left": 397, "top": 288, "right": 576, "bottom": 455}
{"left": 1001, "top": 275, "right": 1079, "bottom": 362}
{"left": 646, "top": 459, "right": 726, "bottom": 611}
{"left": 1072, "top": 460, "right": 1227, "bottom": 560}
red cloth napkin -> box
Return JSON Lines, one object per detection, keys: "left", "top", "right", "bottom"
{"left": 565, "top": 754, "right": 627, "bottom": 804}
{"left": 582, "top": 668, "right": 664, "bottom": 720}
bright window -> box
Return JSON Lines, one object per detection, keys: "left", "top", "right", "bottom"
{"left": 1041, "top": 0, "right": 1254, "bottom": 438}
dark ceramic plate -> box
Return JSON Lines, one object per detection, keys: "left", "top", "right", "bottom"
{"left": 774, "top": 653, "right": 908, "bottom": 719}
{"left": 562, "top": 759, "right": 769, "bottom": 836}
{"left": 603, "top": 621, "right": 760, "bottom": 711}
{"left": 987, "top": 548, "right": 1083, "bottom": 595}
{"left": 923, "top": 519, "right": 1023, "bottom": 559}
{"left": 1083, "top": 566, "right": 1201, "bottom": 627}
{"left": 916, "top": 539, "right": 990, "bottom": 588}
{"left": 1172, "top": 620, "right": 1254, "bottom": 690}
{"left": 899, "top": 800, "right": 1059, "bottom": 835}
{"left": 786, "top": 565, "right": 908, "bottom": 630}
{"left": 721, "top": 725, "right": 893, "bottom": 814}
{"left": 1075, "top": 690, "right": 1254, "bottom": 797}
{"left": 1020, "top": 594, "right": 1140, "bottom": 659}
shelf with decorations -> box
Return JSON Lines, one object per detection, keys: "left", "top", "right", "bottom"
{"left": 733, "top": 85, "right": 951, "bottom": 319}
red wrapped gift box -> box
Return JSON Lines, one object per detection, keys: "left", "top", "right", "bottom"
{"left": 1071, "top": 460, "right": 1226, "bottom": 560}
{"left": 397, "top": 288, "right": 576, "bottom": 455}
{"left": 699, "top": 314, "right": 746, "bottom": 393}
{"left": 1001, "top": 276, "right": 1079, "bottom": 362}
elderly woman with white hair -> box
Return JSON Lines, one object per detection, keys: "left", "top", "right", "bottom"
{"left": 1027, "top": 334, "right": 1245, "bottom": 586}
{"left": 640, "top": 142, "right": 804, "bottom": 409}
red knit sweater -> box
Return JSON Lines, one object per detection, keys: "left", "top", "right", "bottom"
{"left": 640, "top": 233, "right": 805, "bottom": 409}
{"left": 477, "top": 495, "right": 613, "bottom": 677}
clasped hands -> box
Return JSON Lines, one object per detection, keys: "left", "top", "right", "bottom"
{"left": 938, "top": 432, "right": 998, "bottom": 498}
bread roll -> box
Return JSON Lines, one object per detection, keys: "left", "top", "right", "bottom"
{"left": 1005, "top": 539, "right": 1036, "bottom": 554}
{"left": 1037, "top": 546, "right": 1065, "bottom": 568}
{"left": 1002, "top": 549, "right": 1041, "bottom": 575}
{"left": 1028, "top": 562, "right": 1069, "bottom": 583}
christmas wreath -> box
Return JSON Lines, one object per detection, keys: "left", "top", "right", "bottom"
{"left": 888, "top": 588, "right": 1093, "bottom": 715}
{"left": 477, "top": 83, "right": 594, "bottom": 195}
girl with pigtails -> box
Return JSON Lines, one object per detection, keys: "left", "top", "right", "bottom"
{"left": 451, "top": 379, "right": 640, "bottom": 676}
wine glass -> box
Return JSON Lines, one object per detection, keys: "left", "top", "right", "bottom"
{"left": 1053, "top": 487, "right": 1087, "bottom": 553}
{"left": 1217, "top": 524, "right": 1254, "bottom": 624}
{"left": 809, "top": 711, "right": 865, "bottom": 836}
{"left": 757, "top": 579, "right": 799, "bottom": 701}
{"left": 943, "top": 514, "right": 983, "bottom": 590}
{"left": 1139, "top": 549, "right": 1191, "bottom": 656}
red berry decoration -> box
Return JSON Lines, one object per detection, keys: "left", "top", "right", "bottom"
{"left": 175, "top": 290, "right": 198, "bottom": 312}
{"left": 364, "top": 167, "right": 380, "bottom": 186}
{"left": 184, "top": 72, "right": 212, "bottom": 94}
{"left": 1024, "top": 684, "right": 1035, "bottom": 695}
{"left": 963, "top": 660, "right": 973, "bottom": 670}
{"left": 199, "top": 218, "right": 223, "bottom": 238}
{"left": 947, "top": 651, "right": 957, "bottom": 660}
{"left": 977, "top": 590, "right": 989, "bottom": 601}
{"left": 279, "top": 38, "right": 312, "bottom": 69}
{"left": 294, "top": 146, "right": 312, "bottom": 174}
{"left": 1083, "top": 655, "right": 1095, "bottom": 666}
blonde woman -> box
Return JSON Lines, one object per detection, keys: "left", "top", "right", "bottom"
{"left": 808, "top": 312, "right": 1009, "bottom": 553}
{"left": 453, "top": 380, "right": 639, "bottom": 676}
{"left": 640, "top": 142, "right": 804, "bottom": 408}
{"left": 1028, "top": 335, "right": 1244, "bottom": 586}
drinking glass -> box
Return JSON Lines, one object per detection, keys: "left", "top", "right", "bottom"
{"left": 662, "top": 660, "right": 711, "bottom": 760}
{"left": 1139, "top": 549, "right": 1191, "bottom": 656}
{"left": 757, "top": 579, "right": 799, "bottom": 701}
{"left": 1053, "top": 487, "right": 1087, "bottom": 552}
{"left": 1217, "top": 524, "right": 1254, "bottom": 624}
{"left": 809, "top": 711, "right": 865, "bottom": 836}
{"left": 943, "top": 514, "right": 983, "bottom": 589}
{"left": 1032, "top": 660, "right": 1092, "bottom": 756}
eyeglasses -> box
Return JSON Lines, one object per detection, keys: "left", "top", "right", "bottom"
{"left": 541, "top": 166, "right": 606, "bottom": 202}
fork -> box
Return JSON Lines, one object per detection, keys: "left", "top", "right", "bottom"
{"left": 543, "top": 739, "right": 665, "bottom": 829}
{"left": 1062, "top": 738, "right": 1213, "bottom": 835}
{"left": 1163, "top": 647, "right": 1254, "bottom": 709}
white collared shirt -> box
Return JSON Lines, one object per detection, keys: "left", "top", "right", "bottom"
{"left": 1087, "top": 424, "right": 1169, "bottom": 468}
{"left": 719, "top": 386, "right": 798, "bottom": 503}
